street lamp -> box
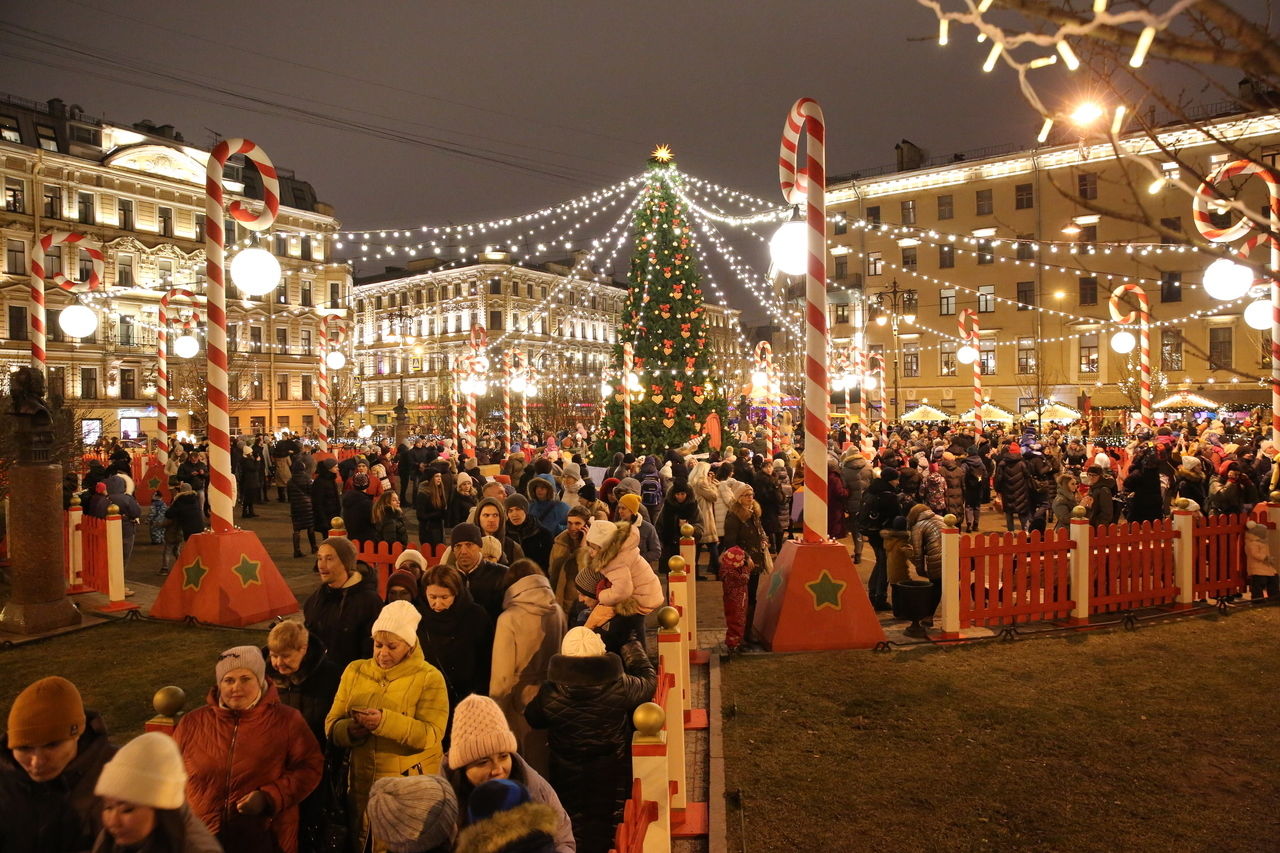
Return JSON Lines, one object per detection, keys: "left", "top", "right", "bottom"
{"left": 866, "top": 279, "right": 916, "bottom": 420}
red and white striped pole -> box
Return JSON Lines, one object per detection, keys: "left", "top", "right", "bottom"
{"left": 1194, "top": 160, "right": 1280, "bottom": 444}
{"left": 464, "top": 324, "right": 487, "bottom": 459}
{"left": 1109, "top": 283, "right": 1152, "bottom": 428}
{"left": 958, "top": 308, "right": 983, "bottom": 433}
{"left": 779, "top": 98, "right": 828, "bottom": 541}
{"left": 28, "top": 232, "right": 104, "bottom": 374}
{"left": 205, "top": 140, "right": 280, "bottom": 534}
{"left": 867, "top": 353, "right": 888, "bottom": 446}
{"left": 156, "top": 288, "right": 197, "bottom": 441}
{"left": 858, "top": 349, "right": 869, "bottom": 431}
{"left": 316, "top": 318, "right": 330, "bottom": 452}
{"left": 622, "top": 341, "right": 634, "bottom": 455}
{"left": 503, "top": 350, "right": 513, "bottom": 452}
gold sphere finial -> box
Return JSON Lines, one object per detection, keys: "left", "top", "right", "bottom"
{"left": 942, "top": 513, "right": 958, "bottom": 528}
{"left": 1271, "top": 490, "right": 1280, "bottom": 504}
{"left": 152, "top": 685, "right": 186, "bottom": 717}
{"left": 330, "top": 516, "right": 345, "bottom": 531}
{"left": 649, "top": 144, "right": 675, "bottom": 164}
{"left": 70, "top": 495, "right": 81, "bottom": 507}
{"left": 1172, "top": 497, "right": 1189, "bottom": 510}
{"left": 1071, "top": 505, "right": 1087, "bottom": 518}
{"left": 667, "top": 555, "right": 687, "bottom": 575}
{"left": 107, "top": 503, "right": 119, "bottom": 515}
{"left": 633, "top": 701, "right": 665, "bottom": 737}
{"left": 656, "top": 605, "right": 680, "bottom": 631}
{"left": 679, "top": 523, "right": 695, "bottom": 538}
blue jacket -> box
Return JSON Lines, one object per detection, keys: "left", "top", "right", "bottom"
{"left": 527, "top": 474, "right": 569, "bottom": 535}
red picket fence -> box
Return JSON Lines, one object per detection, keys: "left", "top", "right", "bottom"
{"left": 609, "top": 779, "right": 658, "bottom": 853}
{"left": 1088, "top": 519, "right": 1179, "bottom": 613}
{"left": 1193, "top": 512, "right": 1250, "bottom": 600}
{"left": 78, "top": 514, "right": 109, "bottom": 595}
{"left": 351, "top": 540, "right": 446, "bottom": 598}
{"left": 957, "top": 529, "right": 1075, "bottom": 627}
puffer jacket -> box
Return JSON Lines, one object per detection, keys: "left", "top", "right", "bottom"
{"left": 286, "top": 465, "right": 314, "bottom": 531}
{"left": 310, "top": 462, "right": 342, "bottom": 534}
{"left": 263, "top": 637, "right": 343, "bottom": 748}
{"left": 583, "top": 522, "right": 664, "bottom": 614}
{"left": 688, "top": 462, "right": 720, "bottom": 544}
{"left": 907, "top": 506, "right": 943, "bottom": 579}
{"left": 173, "top": 684, "right": 323, "bottom": 853}
{"left": 722, "top": 501, "right": 768, "bottom": 570}
{"left": 491, "top": 573, "right": 567, "bottom": 771}
{"left": 301, "top": 566, "right": 383, "bottom": 669}
{"left": 443, "top": 752, "right": 575, "bottom": 853}
{"left": 881, "top": 528, "right": 913, "bottom": 586}
{"left": 840, "top": 453, "right": 874, "bottom": 520}
{"left": 0, "top": 710, "right": 116, "bottom": 853}
{"left": 524, "top": 641, "right": 657, "bottom": 853}
{"left": 656, "top": 486, "right": 702, "bottom": 568}
{"left": 325, "top": 643, "right": 449, "bottom": 850}
{"left": 962, "top": 447, "right": 990, "bottom": 506}
{"left": 1175, "top": 462, "right": 1208, "bottom": 508}
{"left": 993, "top": 450, "right": 1034, "bottom": 515}
{"left": 938, "top": 455, "right": 966, "bottom": 517}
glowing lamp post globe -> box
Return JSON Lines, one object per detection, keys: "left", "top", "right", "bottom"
{"left": 229, "top": 247, "right": 281, "bottom": 296}
{"left": 769, "top": 219, "right": 809, "bottom": 276}
{"left": 955, "top": 344, "right": 978, "bottom": 365}
{"left": 325, "top": 350, "right": 347, "bottom": 371}
{"left": 58, "top": 303, "right": 98, "bottom": 339}
{"left": 1245, "top": 298, "right": 1272, "bottom": 331}
{"left": 1202, "top": 257, "right": 1254, "bottom": 302}
{"left": 173, "top": 333, "right": 200, "bottom": 360}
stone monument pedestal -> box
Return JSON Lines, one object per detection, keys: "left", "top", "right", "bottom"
{"left": 0, "top": 462, "right": 81, "bottom": 635}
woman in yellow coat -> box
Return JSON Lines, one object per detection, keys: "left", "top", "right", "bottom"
{"left": 325, "top": 600, "right": 448, "bottom": 852}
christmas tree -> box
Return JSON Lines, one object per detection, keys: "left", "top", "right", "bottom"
{"left": 591, "top": 146, "right": 728, "bottom": 463}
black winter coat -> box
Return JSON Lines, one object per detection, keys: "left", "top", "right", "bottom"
{"left": 166, "top": 492, "right": 206, "bottom": 538}
{"left": 525, "top": 641, "right": 657, "bottom": 853}
{"left": 1123, "top": 465, "right": 1164, "bottom": 523}
{"left": 862, "top": 479, "right": 902, "bottom": 535}
{"left": 287, "top": 472, "right": 314, "bottom": 531}
{"left": 340, "top": 489, "right": 376, "bottom": 542}
{"left": 419, "top": 598, "right": 494, "bottom": 710}
{"left": 310, "top": 467, "right": 342, "bottom": 534}
{"left": 939, "top": 459, "right": 966, "bottom": 516}
{"left": 238, "top": 455, "right": 262, "bottom": 492}
{"left": 301, "top": 566, "right": 383, "bottom": 668}
{"left": 460, "top": 560, "right": 512, "bottom": 624}
{"left": 263, "top": 637, "right": 343, "bottom": 747}
{"left": 0, "top": 711, "right": 117, "bottom": 853}
{"left": 507, "top": 516, "right": 554, "bottom": 574}
{"left": 656, "top": 491, "right": 702, "bottom": 565}
{"left": 993, "top": 451, "right": 1034, "bottom": 515}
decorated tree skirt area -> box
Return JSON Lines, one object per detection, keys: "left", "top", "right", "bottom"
{"left": 722, "top": 607, "right": 1280, "bottom": 852}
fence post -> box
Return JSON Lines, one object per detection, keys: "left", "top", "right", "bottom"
{"left": 657, "top": 611, "right": 687, "bottom": 813}
{"left": 65, "top": 498, "right": 88, "bottom": 594}
{"left": 1265, "top": 492, "right": 1280, "bottom": 569}
{"left": 101, "top": 506, "right": 138, "bottom": 613}
{"left": 678, "top": 524, "right": 700, "bottom": 656}
{"left": 144, "top": 686, "right": 186, "bottom": 734}
{"left": 631, "top": 702, "right": 672, "bottom": 853}
{"left": 664, "top": 563, "right": 692, "bottom": 709}
{"left": 328, "top": 516, "right": 347, "bottom": 539}
{"left": 1170, "top": 499, "right": 1196, "bottom": 607}
{"left": 1069, "top": 506, "right": 1092, "bottom": 622}
{"left": 939, "top": 513, "right": 960, "bottom": 639}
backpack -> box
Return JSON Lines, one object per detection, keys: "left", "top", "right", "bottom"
{"left": 856, "top": 497, "right": 887, "bottom": 533}
{"left": 641, "top": 475, "right": 664, "bottom": 509}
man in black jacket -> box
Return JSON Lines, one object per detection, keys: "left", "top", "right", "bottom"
{"left": 302, "top": 536, "right": 383, "bottom": 667}
{"left": 0, "top": 676, "right": 117, "bottom": 853}
{"left": 862, "top": 468, "right": 903, "bottom": 611}
{"left": 449, "top": 522, "right": 510, "bottom": 622}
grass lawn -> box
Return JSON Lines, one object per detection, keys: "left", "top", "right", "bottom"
{"left": 723, "top": 607, "right": 1280, "bottom": 853}
{"left": 0, "top": 619, "right": 266, "bottom": 741}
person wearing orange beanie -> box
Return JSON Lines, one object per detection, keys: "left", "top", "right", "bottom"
{"left": 0, "top": 675, "right": 117, "bottom": 851}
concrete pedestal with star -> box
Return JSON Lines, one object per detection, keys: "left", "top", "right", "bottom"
{"left": 752, "top": 541, "right": 885, "bottom": 652}
{"left": 149, "top": 530, "right": 299, "bottom": 626}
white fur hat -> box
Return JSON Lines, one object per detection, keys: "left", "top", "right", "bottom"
{"left": 561, "top": 626, "right": 606, "bottom": 657}
{"left": 372, "top": 600, "right": 421, "bottom": 647}
{"left": 585, "top": 520, "right": 617, "bottom": 549}
{"left": 95, "top": 732, "right": 188, "bottom": 810}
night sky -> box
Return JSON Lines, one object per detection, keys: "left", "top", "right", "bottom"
{"left": 0, "top": 0, "right": 1269, "bottom": 318}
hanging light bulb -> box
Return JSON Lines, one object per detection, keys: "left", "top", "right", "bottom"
{"left": 1244, "top": 298, "right": 1272, "bottom": 330}
{"left": 956, "top": 344, "right": 979, "bottom": 364}
{"left": 600, "top": 380, "right": 612, "bottom": 399}
{"left": 229, "top": 247, "right": 281, "bottom": 296}
{"left": 769, "top": 219, "right": 808, "bottom": 276}
{"left": 173, "top": 333, "right": 200, "bottom": 359}
{"left": 1202, "top": 258, "right": 1254, "bottom": 301}
{"left": 1110, "top": 330, "right": 1136, "bottom": 353}
{"left": 59, "top": 303, "right": 98, "bottom": 338}
{"left": 326, "top": 350, "right": 347, "bottom": 370}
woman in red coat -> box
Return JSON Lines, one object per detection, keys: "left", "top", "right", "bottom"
{"left": 173, "top": 645, "right": 323, "bottom": 853}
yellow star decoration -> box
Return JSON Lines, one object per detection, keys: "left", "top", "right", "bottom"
{"left": 650, "top": 144, "right": 675, "bottom": 163}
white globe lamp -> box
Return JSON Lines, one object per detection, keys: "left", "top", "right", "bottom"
{"left": 1244, "top": 298, "right": 1272, "bottom": 331}
{"left": 357, "top": 424, "right": 373, "bottom": 439}
{"left": 956, "top": 344, "right": 979, "bottom": 365}
{"left": 751, "top": 369, "right": 769, "bottom": 388}
{"left": 1202, "top": 258, "right": 1253, "bottom": 301}
{"left": 510, "top": 375, "right": 527, "bottom": 394}
{"left": 831, "top": 375, "right": 847, "bottom": 392}
{"left": 769, "top": 220, "right": 808, "bottom": 276}
{"left": 525, "top": 383, "right": 538, "bottom": 398}
{"left": 1110, "top": 330, "right": 1136, "bottom": 354}
{"left": 600, "top": 380, "right": 612, "bottom": 399}
{"left": 625, "top": 372, "right": 641, "bottom": 391}
{"left": 863, "top": 375, "right": 878, "bottom": 392}
{"left": 173, "top": 334, "right": 200, "bottom": 359}
{"left": 326, "top": 350, "right": 347, "bottom": 370}
{"left": 229, "top": 247, "right": 281, "bottom": 297}
{"left": 59, "top": 304, "right": 98, "bottom": 338}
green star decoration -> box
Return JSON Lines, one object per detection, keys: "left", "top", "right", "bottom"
{"left": 182, "top": 557, "right": 208, "bottom": 591}
{"left": 232, "top": 555, "right": 262, "bottom": 588}
{"left": 768, "top": 570, "right": 786, "bottom": 598}
{"left": 147, "top": 476, "right": 162, "bottom": 490}
{"left": 806, "top": 571, "right": 846, "bottom": 611}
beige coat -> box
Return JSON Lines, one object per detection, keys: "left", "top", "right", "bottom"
{"left": 689, "top": 462, "right": 720, "bottom": 544}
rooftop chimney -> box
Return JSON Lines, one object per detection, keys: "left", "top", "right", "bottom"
{"left": 895, "top": 139, "right": 925, "bottom": 172}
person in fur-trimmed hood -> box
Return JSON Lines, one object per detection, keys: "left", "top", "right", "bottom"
{"left": 574, "top": 520, "right": 663, "bottom": 653}
{"left": 455, "top": 778, "right": 558, "bottom": 853}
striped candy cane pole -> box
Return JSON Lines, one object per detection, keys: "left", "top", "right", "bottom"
{"left": 622, "top": 341, "right": 634, "bottom": 454}
{"left": 156, "top": 288, "right": 197, "bottom": 442}
{"left": 959, "top": 309, "right": 983, "bottom": 433}
{"left": 1109, "top": 284, "right": 1152, "bottom": 428}
{"left": 1194, "top": 160, "right": 1280, "bottom": 444}
{"left": 206, "top": 140, "right": 280, "bottom": 534}
{"left": 465, "top": 324, "right": 487, "bottom": 459}
{"left": 503, "top": 350, "right": 513, "bottom": 452}
{"left": 29, "top": 232, "right": 105, "bottom": 373}
{"left": 779, "top": 97, "right": 828, "bottom": 541}
{"left": 858, "top": 349, "right": 868, "bottom": 431}
{"left": 315, "top": 318, "right": 330, "bottom": 453}
{"left": 868, "top": 353, "right": 888, "bottom": 446}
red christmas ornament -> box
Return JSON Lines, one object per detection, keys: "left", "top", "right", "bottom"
{"left": 680, "top": 323, "right": 692, "bottom": 338}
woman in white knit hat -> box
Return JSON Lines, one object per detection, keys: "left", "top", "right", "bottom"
{"left": 92, "top": 732, "right": 220, "bottom": 852}
{"left": 325, "top": 600, "right": 449, "bottom": 853}
{"left": 442, "top": 694, "right": 575, "bottom": 853}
